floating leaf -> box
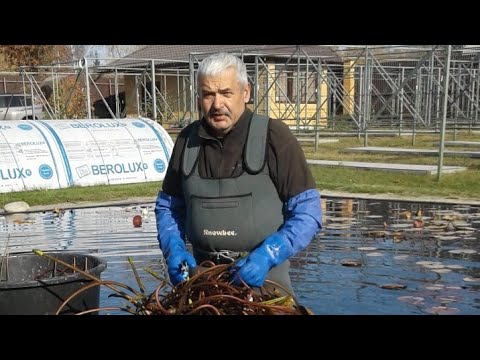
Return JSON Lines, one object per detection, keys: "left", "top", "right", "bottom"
{"left": 413, "top": 219, "right": 424, "bottom": 228}
{"left": 435, "top": 235, "right": 460, "bottom": 241}
{"left": 425, "top": 306, "right": 460, "bottom": 315}
{"left": 398, "top": 296, "right": 424, "bottom": 305}
{"left": 425, "top": 285, "right": 444, "bottom": 290}
{"left": 416, "top": 261, "right": 441, "bottom": 266}
{"left": 431, "top": 268, "right": 452, "bottom": 274}
{"left": 423, "top": 263, "right": 445, "bottom": 269}
{"left": 445, "top": 264, "right": 464, "bottom": 269}
{"left": 389, "top": 223, "right": 413, "bottom": 229}
{"left": 367, "top": 231, "right": 386, "bottom": 237}
{"left": 439, "top": 296, "right": 458, "bottom": 303}
{"left": 340, "top": 259, "right": 362, "bottom": 267}
{"left": 448, "top": 249, "right": 477, "bottom": 254}
{"left": 381, "top": 284, "right": 407, "bottom": 290}
{"left": 452, "top": 221, "right": 470, "bottom": 229}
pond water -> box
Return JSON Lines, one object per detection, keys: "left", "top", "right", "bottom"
{"left": 1, "top": 197, "right": 479, "bottom": 315}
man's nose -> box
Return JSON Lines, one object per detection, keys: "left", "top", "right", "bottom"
{"left": 213, "top": 95, "right": 223, "bottom": 109}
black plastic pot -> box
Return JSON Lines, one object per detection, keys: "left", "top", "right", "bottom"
{"left": 0, "top": 252, "right": 107, "bottom": 315}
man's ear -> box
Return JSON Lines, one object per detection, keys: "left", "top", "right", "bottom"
{"left": 244, "top": 83, "right": 251, "bottom": 103}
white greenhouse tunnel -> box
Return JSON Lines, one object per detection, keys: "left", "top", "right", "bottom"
{"left": 0, "top": 118, "right": 173, "bottom": 193}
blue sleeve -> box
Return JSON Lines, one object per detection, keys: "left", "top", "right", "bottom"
{"left": 278, "top": 188, "right": 322, "bottom": 257}
{"left": 233, "top": 188, "right": 322, "bottom": 286}
{"left": 154, "top": 191, "right": 186, "bottom": 250}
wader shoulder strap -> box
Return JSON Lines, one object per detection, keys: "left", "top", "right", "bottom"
{"left": 182, "top": 121, "right": 201, "bottom": 176}
{"left": 244, "top": 113, "right": 270, "bottom": 174}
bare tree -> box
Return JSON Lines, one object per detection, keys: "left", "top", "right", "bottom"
{"left": 0, "top": 45, "right": 71, "bottom": 69}
{"left": 70, "top": 45, "right": 89, "bottom": 60}
{"left": 104, "top": 45, "right": 145, "bottom": 59}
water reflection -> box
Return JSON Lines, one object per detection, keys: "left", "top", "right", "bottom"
{"left": 1, "top": 198, "right": 479, "bottom": 314}
{"left": 292, "top": 198, "right": 480, "bottom": 314}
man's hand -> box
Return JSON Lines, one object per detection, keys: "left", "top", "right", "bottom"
{"left": 167, "top": 248, "right": 197, "bottom": 285}
{"left": 234, "top": 251, "right": 270, "bottom": 287}
{"left": 233, "top": 233, "right": 292, "bottom": 288}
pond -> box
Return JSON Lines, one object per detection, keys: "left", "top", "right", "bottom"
{"left": 1, "top": 197, "right": 479, "bottom": 315}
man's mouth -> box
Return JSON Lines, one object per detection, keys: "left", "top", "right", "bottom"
{"left": 211, "top": 114, "right": 228, "bottom": 121}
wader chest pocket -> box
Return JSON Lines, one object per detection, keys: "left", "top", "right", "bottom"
{"left": 201, "top": 201, "right": 238, "bottom": 209}
{"left": 188, "top": 194, "right": 258, "bottom": 251}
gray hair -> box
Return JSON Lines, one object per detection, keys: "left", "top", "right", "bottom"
{"left": 197, "top": 53, "right": 248, "bottom": 89}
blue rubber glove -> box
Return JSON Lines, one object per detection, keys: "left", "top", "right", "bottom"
{"left": 155, "top": 191, "right": 197, "bottom": 285}
{"left": 234, "top": 189, "right": 322, "bottom": 288}
{"left": 164, "top": 235, "right": 197, "bottom": 285}
{"left": 234, "top": 233, "right": 291, "bottom": 287}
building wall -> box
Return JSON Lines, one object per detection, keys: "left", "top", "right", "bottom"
{"left": 262, "top": 65, "right": 328, "bottom": 128}
{"left": 343, "top": 60, "right": 355, "bottom": 115}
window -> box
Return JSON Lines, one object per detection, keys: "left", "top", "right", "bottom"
{"left": 275, "top": 66, "right": 318, "bottom": 104}
{"left": 0, "top": 95, "right": 33, "bottom": 108}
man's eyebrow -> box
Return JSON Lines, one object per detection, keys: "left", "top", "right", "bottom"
{"left": 200, "top": 87, "right": 233, "bottom": 93}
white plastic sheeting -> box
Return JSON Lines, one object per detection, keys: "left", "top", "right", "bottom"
{"left": 0, "top": 118, "right": 173, "bottom": 193}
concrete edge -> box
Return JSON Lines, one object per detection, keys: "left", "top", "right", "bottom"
{"left": 0, "top": 197, "right": 157, "bottom": 215}
{"left": 321, "top": 190, "right": 480, "bottom": 206}
{"left": 2, "top": 191, "right": 480, "bottom": 216}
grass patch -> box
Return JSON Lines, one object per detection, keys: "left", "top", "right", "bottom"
{"left": 306, "top": 131, "right": 480, "bottom": 200}
{"left": 1, "top": 131, "right": 479, "bottom": 208}
{"left": 311, "top": 167, "right": 480, "bottom": 199}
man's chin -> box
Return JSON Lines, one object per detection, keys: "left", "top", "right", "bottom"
{"left": 209, "top": 115, "right": 228, "bottom": 123}
{"left": 208, "top": 119, "right": 227, "bottom": 129}
{"left": 209, "top": 124, "right": 231, "bottom": 136}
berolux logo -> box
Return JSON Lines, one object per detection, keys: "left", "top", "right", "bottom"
{"left": 203, "top": 229, "right": 237, "bottom": 236}
{"left": 91, "top": 162, "right": 147, "bottom": 175}
{"left": 0, "top": 167, "right": 31, "bottom": 180}
{"left": 70, "top": 122, "right": 127, "bottom": 129}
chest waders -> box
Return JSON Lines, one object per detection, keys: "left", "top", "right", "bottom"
{"left": 181, "top": 114, "right": 293, "bottom": 294}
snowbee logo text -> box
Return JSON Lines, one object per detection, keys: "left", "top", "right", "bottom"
{"left": 203, "top": 229, "right": 237, "bottom": 236}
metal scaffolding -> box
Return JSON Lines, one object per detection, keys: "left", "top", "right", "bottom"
{"left": 3, "top": 45, "right": 479, "bottom": 137}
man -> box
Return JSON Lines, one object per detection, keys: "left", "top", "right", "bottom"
{"left": 155, "top": 52, "right": 321, "bottom": 294}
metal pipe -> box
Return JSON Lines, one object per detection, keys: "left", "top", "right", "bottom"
{"left": 151, "top": 60, "right": 157, "bottom": 121}
{"left": 115, "top": 69, "right": 120, "bottom": 118}
{"left": 315, "top": 59, "right": 321, "bottom": 152}
{"left": 82, "top": 58, "right": 92, "bottom": 119}
{"left": 296, "top": 46, "right": 301, "bottom": 133}
{"left": 437, "top": 45, "right": 452, "bottom": 181}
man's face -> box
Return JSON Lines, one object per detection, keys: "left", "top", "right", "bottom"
{"left": 198, "top": 67, "right": 251, "bottom": 137}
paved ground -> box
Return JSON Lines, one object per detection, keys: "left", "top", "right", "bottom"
{"left": 343, "top": 146, "right": 480, "bottom": 158}
{"left": 320, "top": 190, "right": 480, "bottom": 206}
{"left": 297, "top": 138, "right": 339, "bottom": 144}
{"left": 443, "top": 141, "right": 480, "bottom": 147}
{"left": 11, "top": 197, "right": 157, "bottom": 214}
{"left": 307, "top": 159, "right": 466, "bottom": 175}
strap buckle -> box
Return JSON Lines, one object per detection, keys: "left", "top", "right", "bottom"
{"left": 215, "top": 250, "right": 239, "bottom": 263}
